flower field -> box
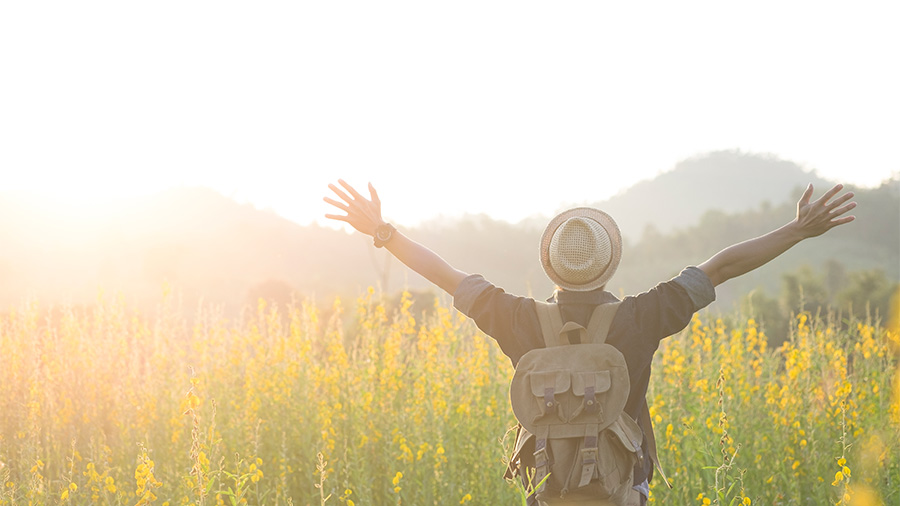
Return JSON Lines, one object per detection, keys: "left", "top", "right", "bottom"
{"left": 0, "top": 288, "right": 897, "bottom": 506}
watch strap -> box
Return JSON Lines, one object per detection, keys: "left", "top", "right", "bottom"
{"left": 374, "top": 223, "right": 396, "bottom": 248}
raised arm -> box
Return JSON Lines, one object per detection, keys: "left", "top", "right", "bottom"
{"left": 324, "top": 180, "right": 469, "bottom": 296}
{"left": 698, "top": 183, "right": 856, "bottom": 287}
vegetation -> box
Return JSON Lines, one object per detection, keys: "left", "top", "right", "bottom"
{"left": 1, "top": 153, "right": 896, "bottom": 316}
{"left": 1, "top": 289, "right": 897, "bottom": 505}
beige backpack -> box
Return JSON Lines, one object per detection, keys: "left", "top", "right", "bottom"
{"left": 507, "top": 301, "right": 646, "bottom": 505}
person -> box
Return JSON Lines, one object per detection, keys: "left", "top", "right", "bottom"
{"left": 324, "top": 179, "right": 856, "bottom": 505}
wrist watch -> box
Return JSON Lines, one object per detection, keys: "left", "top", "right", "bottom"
{"left": 373, "top": 223, "right": 396, "bottom": 248}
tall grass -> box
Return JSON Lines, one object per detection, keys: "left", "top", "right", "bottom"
{"left": 0, "top": 288, "right": 897, "bottom": 505}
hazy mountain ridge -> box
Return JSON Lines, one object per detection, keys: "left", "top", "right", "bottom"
{"left": 584, "top": 150, "right": 834, "bottom": 241}
{"left": 0, "top": 152, "right": 896, "bottom": 316}
{"left": 508, "top": 150, "right": 834, "bottom": 238}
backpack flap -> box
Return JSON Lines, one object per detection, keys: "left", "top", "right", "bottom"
{"left": 608, "top": 413, "right": 644, "bottom": 457}
{"left": 511, "top": 343, "right": 630, "bottom": 438}
{"left": 528, "top": 370, "right": 571, "bottom": 423}
{"left": 569, "top": 370, "right": 611, "bottom": 421}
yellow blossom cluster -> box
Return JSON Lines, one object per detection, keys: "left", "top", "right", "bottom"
{"left": 650, "top": 312, "right": 898, "bottom": 504}
{"left": 0, "top": 291, "right": 896, "bottom": 505}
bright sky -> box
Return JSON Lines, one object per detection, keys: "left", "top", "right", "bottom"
{"left": 1, "top": 1, "right": 898, "bottom": 228}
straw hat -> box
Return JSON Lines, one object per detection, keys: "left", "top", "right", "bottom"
{"left": 540, "top": 207, "right": 622, "bottom": 292}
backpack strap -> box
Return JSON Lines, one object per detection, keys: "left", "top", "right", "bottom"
{"left": 639, "top": 400, "right": 673, "bottom": 489}
{"left": 532, "top": 425, "right": 551, "bottom": 494}
{"left": 537, "top": 301, "right": 622, "bottom": 347}
{"left": 577, "top": 423, "right": 601, "bottom": 488}
{"left": 534, "top": 301, "right": 567, "bottom": 347}
{"left": 585, "top": 302, "right": 621, "bottom": 344}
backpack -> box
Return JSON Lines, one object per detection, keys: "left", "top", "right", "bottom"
{"left": 506, "top": 301, "right": 652, "bottom": 505}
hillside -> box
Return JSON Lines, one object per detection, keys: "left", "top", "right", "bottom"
{"left": 588, "top": 150, "right": 833, "bottom": 240}
{"left": 0, "top": 152, "right": 896, "bottom": 317}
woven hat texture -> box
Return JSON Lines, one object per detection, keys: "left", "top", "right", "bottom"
{"left": 540, "top": 208, "right": 622, "bottom": 291}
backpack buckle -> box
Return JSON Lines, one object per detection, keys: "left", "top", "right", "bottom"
{"left": 583, "top": 386, "right": 600, "bottom": 414}
{"left": 578, "top": 436, "right": 599, "bottom": 488}
{"left": 580, "top": 446, "right": 598, "bottom": 465}
{"left": 541, "top": 387, "right": 564, "bottom": 420}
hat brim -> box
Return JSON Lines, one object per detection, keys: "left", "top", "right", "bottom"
{"left": 540, "top": 207, "right": 622, "bottom": 292}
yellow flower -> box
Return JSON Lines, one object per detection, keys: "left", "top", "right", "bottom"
{"left": 832, "top": 471, "right": 844, "bottom": 486}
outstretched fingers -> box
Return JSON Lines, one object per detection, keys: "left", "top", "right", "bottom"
{"left": 323, "top": 180, "right": 384, "bottom": 236}
{"left": 813, "top": 183, "right": 845, "bottom": 206}
{"left": 821, "top": 185, "right": 857, "bottom": 224}
{"left": 829, "top": 201, "right": 857, "bottom": 222}
{"left": 338, "top": 179, "right": 367, "bottom": 202}
{"left": 323, "top": 196, "right": 349, "bottom": 213}
{"left": 825, "top": 190, "right": 855, "bottom": 210}
{"left": 795, "top": 182, "right": 858, "bottom": 237}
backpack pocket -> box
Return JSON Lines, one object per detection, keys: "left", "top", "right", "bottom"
{"left": 529, "top": 370, "right": 571, "bottom": 423}
{"left": 594, "top": 415, "right": 642, "bottom": 497}
{"left": 568, "top": 371, "right": 611, "bottom": 423}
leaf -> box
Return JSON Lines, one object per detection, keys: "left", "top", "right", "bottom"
{"left": 534, "top": 473, "right": 551, "bottom": 492}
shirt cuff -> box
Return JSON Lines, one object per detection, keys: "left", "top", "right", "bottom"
{"left": 672, "top": 266, "right": 716, "bottom": 311}
{"left": 453, "top": 274, "right": 492, "bottom": 316}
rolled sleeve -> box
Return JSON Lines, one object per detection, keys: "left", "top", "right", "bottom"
{"left": 672, "top": 266, "right": 716, "bottom": 311}
{"left": 453, "top": 274, "right": 493, "bottom": 316}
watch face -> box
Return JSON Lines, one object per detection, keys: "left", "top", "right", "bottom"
{"left": 376, "top": 225, "right": 393, "bottom": 241}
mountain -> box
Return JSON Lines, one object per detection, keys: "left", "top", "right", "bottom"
{"left": 588, "top": 150, "right": 834, "bottom": 241}
{"left": 0, "top": 188, "right": 326, "bottom": 315}
{"left": 0, "top": 152, "right": 895, "bottom": 318}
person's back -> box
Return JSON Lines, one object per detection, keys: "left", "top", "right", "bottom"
{"left": 456, "top": 208, "right": 713, "bottom": 504}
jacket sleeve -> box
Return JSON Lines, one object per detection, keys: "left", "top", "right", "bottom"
{"left": 453, "top": 274, "right": 542, "bottom": 366}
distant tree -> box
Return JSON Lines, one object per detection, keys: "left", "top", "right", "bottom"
{"left": 740, "top": 288, "right": 790, "bottom": 348}
{"left": 837, "top": 269, "right": 898, "bottom": 322}
{"left": 247, "top": 278, "right": 296, "bottom": 310}
{"left": 780, "top": 265, "right": 830, "bottom": 314}
{"left": 822, "top": 259, "right": 847, "bottom": 299}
